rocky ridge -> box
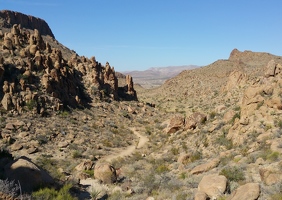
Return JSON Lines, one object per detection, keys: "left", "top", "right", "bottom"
{"left": 0, "top": 16, "right": 137, "bottom": 115}
{"left": 0, "top": 10, "right": 54, "bottom": 38}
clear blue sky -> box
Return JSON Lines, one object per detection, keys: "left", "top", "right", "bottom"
{"left": 1, "top": 0, "right": 282, "bottom": 71}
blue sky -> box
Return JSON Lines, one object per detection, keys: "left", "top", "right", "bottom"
{"left": 1, "top": 0, "right": 282, "bottom": 71}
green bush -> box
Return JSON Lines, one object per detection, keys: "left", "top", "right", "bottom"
{"left": 72, "top": 150, "right": 83, "bottom": 158}
{"left": 26, "top": 99, "right": 37, "bottom": 111}
{"left": 220, "top": 166, "right": 245, "bottom": 182}
{"left": 190, "top": 151, "right": 202, "bottom": 162}
{"left": 156, "top": 164, "right": 169, "bottom": 174}
{"left": 32, "top": 184, "right": 76, "bottom": 200}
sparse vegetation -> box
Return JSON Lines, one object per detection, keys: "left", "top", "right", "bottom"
{"left": 32, "top": 184, "right": 76, "bottom": 200}
{"left": 220, "top": 166, "right": 245, "bottom": 182}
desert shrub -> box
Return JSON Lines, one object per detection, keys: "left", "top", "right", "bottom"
{"left": 36, "top": 156, "right": 62, "bottom": 180}
{"left": 209, "top": 111, "right": 217, "bottom": 120}
{"left": 83, "top": 170, "right": 94, "bottom": 177}
{"left": 179, "top": 172, "right": 187, "bottom": 180}
{"left": 230, "top": 112, "right": 240, "bottom": 125}
{"left": 219, "top": 166, "right": 245, "bottom": 182}
{"left": 275, "top": 119, "right": 282, "bottom": 129}
{"left": 156, "top": 164, "right": 169, "bottom": 174}
{"left": 219, "top": 155, "right": 234, "bottom": 167}
{"left": 266, "top": 151, "right": 279, "bottom": 161}
{"left": 72, "top": 150, "right": 83, "bottom": 158}
{"left": 32, "top": 184, "right": 76, "bottom": 200}
{"left": 0, "top": 179, "right": 19, "bottom": 198}
{"left": 26, "top": 99, "right": 37, "bottom": 111}
{"left": 264, "top": 123, "right": 273, "bottom": 131}
{"left": 108, "top": 190, "right": 124, "bottom": 200}
{"left": 271, "top": 193, "right": 282, "bottom": 200}
{"left": 256, "top": 101, "right": 264, "bottom": 109}
{"left": 171, "top": 147, "right": 179, "bottom": 155}
{"left": 190, "top": 151, "right": 202, "bottom": 162}
{"left": 216, "top": 134, "right": 233, "bottom": 150}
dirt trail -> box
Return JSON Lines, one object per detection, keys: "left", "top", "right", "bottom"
{"left": 102, "top": 128, "right": 149, "bottom": 162}
{"left": 79, "top": 128, "right": 149, "bottom": 190}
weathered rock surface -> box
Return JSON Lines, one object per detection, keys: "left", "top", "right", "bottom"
{"left": 0, "top": 10, "right": 55, "bottom": 38}
{"left": 227, "top": 183, "right": 260, "bottom": 200}
{"left": 198, "top": 174, "right": 227, "bottom": 199}
{"left": 4, "top": 157, "right": 54, "bottom": 192}
{"left": 191, "top": 158, "right": 220, "bottom": 174}
{"left": 184, "top": 112, "right": 207, "bottom": 130}
{"left": 164, "top": 114, "right": 184, "bottom": 133}
{"left": 94, "top": 162, "right": 117, "bottom": 184}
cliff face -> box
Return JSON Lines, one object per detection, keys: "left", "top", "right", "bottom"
{"left": 0, "top": 10, "right": 55, "bottom": 38}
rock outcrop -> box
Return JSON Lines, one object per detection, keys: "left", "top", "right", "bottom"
{"left": 228, "top": 183, "right": 260, "bottom": 200}
{"left": 0, "top": 10, "right": 55, "bottom": 38}
{"left": 94, "top": 162, "right": 117, "bottom": 184}
{"left": 0, "top": 17, "right": 138, "bottom": 113}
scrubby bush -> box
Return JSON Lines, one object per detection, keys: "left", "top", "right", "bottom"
{"left": 0, "top": 179, "right": 19, "bottom": 198}
{"left": 32, "top": 184, "right": 76, "bottom": 200}
{"left": 220, "top": 166, "right": 245, "bottom": 182}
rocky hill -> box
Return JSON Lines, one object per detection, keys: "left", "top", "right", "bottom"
{"left": 1, "top": 10, "right": 282, "bottom": 200}
{"left": 0, "top": 10, "right": 137, "bottom": 116}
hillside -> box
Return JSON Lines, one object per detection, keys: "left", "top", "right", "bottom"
{"left": 1, "top": 10, "right": 282, "bottom": 200}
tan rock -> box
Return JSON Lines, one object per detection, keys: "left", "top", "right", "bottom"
{"left": 177, "top": 153, "right": 191, "bottom": 165}
{"left": 228, "top": 183, "right": 260, "bottom": 200}
{"left": 223, "top": 110, "right": 236, "bottom": 123}
{"left": 4, "top": 157, "right": 53, "bottom": 192}
{"left": 94, "top": 162, "right": 117, "bottom": 184}
{"left": 191, "top": 158, "right": 220, "bottom": 174}
{"left": 10, "top": 142, "right": 23, "bottom": 151}
{"left": 195, "top": 191, "right": 207, "bottom": 200}
{"left": 259, "top": 168, "right": 282, "bottom": 185}
{"left": 58, "top": 141, "right": 69, "bottom": 148}
{"left": 165, "top": 114, "right": 184, "bottom": 133}
{"left": 198, "top": 174, "right": 227, "bottom": 199}
{"left": 1, "top": 93, "right": 13, "bottom": 110}
{"left": 75, "top": 159, "right": 94, "bottom": 171}
{"left": 5, "top": 123, "right": 15, "bottom": 130}
{"left": 264, "top": 60, "right": 276, "bottom": 77}
{"left": 225, "top": 70, "right": 247, "bottom": 91}
{"left": 184, "top": 112, "right": 207, "bottom": 130}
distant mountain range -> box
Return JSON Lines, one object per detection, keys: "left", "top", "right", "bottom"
{"left": 123, "top": 65, "right": 199, "bottom": 88}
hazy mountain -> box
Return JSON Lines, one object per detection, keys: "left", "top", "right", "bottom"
{"left": 123, "top": 65, "right": 199, "bottom": 88}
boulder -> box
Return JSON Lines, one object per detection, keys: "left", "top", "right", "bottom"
{"left": 191, "top": 158, "right": 220, "bottom": 174}
{"left": 259, "top": 167, "right": 282, "bottom": 185}
{"left": 75, "top": 159, "right": 94, "bottom": 171}
{"left": 165, "top": 114, "right": 184, "bottom": 133}
{"left": 1, "top": 93, "right": 13, "bottom": 110}
{"left": 94, "top": 162, "right": 117, "bottom": 184}
{"left": 198, "top": 174, "right": 227, "bottom": 199}
{"left": 184, "top": 112, "right": 207, "bottom": 130}
{"left": 228, "top": 183, "right": 260, "bottom": 200}
{"left": 195, "top": 191, "right": 207, "bottom": 200}
{"left": 4, "top": 157, "right": 53, "bottom": 192}
{"left": 223, "top": 110, "right": 236, "bottom": 123}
